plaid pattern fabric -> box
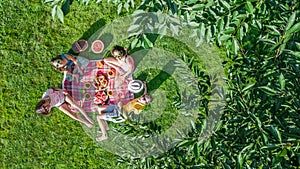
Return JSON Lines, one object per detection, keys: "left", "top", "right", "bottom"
{"left": 62, "top": 59, "right": 134, "bottom": 113}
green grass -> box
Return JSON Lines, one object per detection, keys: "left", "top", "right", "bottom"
{"left": 0, "top": 0, "right": 202, "bottom": 168}
{"left": 1, "top": 0, "right": 217, "bottom": 167}
{"left": 0, "top": 0, "right": 131, "bottom": 168}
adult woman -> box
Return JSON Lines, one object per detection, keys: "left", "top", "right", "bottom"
{"left": 36, "top": 87, "right": 94, "bottom": 127}
{"left": 95, "top": 82, "right": 152, "bottom": 141}
{"left": 50, "top": 54, "right": 84, "bottom": 83}
{"left": 104, "top": 46, "right": 135, "bottom": 84}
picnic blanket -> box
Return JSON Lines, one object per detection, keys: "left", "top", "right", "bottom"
{"left": 62, "top": 57, "right": 134, "bottom": 113}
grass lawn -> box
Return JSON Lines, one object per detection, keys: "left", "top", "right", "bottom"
{"left": 1, "top": 0, "right": 214, "bottom": 168}
{"left": 0, "top": 0, "right": 133, "bottom": 168}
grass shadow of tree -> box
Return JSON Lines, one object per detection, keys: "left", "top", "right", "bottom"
{"left": 135, "top": 60, "right": 176, "bottom": 93}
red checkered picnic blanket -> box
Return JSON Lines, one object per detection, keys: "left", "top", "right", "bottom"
{"left": 62, "top": 59, "right": 134, "bottom": 113}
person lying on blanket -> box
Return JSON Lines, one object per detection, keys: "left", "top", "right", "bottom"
{"left": 95, "top": 82, "right": 152, "bottom": 141}
{"left": 50, "top": 54, "right": 84, "bottom": 83}
{"left": 35, "top": 87, "right": 94, "bottom": 128}
{"left": 103, "top": 46, "right": 135, "bottom": 84}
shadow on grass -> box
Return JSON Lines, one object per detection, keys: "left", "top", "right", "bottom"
{"left": 79, "top": 19, "right": 106, "bottom": 40}
{"left": 72, "top": 18, "right": 172, "bottom": 92}
{"left": 136, "top": 60, "right": 176, "bottom": 93}
{"left": 68, "top": 18, "right": 109, "bottom": 54}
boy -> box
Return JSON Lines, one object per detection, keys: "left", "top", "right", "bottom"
{"left": 95, "top": 82, "right": 152, "bottom": 141}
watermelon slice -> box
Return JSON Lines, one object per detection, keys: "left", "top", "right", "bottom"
{"left": 92, "top": 40, "right": 104, "bottom": 53}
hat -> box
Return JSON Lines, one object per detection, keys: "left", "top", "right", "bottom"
{"left": 128, "top": 80, "right": 144, "bottom": 93}
{"left": 72, "top": 40, "right": 88, "bottom": 53}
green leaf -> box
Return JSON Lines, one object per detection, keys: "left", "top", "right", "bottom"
{"left": 269, "top": 125, "right": 282, "bottom": 143}
{"left": 279, "top": 73, "right": 285, "bottom": 90}
{"left": 170, "top": 24, "right": 179, "bottom": 36}
{"left": 278, "top": 149, "right": 287, "bottom": 157}
{"left": 216, "top": 19, "right": 224, "bottom": 32}
{"left": 219, "top": 34, "right": 231, "bottom": 42}
{"left": 192, "top": 4, "right": 205, "bottom": 10}
{"left": 128, "top": 24, "right": 139, "bottom": 32}
{"left": 56, "top": 6, "right": 64, "bottom": 23}
{"left": 143, "top": 35, "right": 153, "bottom": 48}
{"left": 288, "top": 51, "right": 300, "bottom": 57}
{"left": 285, "top": 11, "right": 296, "bottom": 32}
{"left": 117, "top": 3, "right": 122, "bottom": 14}
{"left": 258, "top": 86, "right": 278, "bottom": 95}
{"left": 245, "top": 2, "right": 254, "bottom": 14}
{"left": 237, "top": 152, "right": 243, "bottom": 169}
{"left": 286, "top": 22, "right": 300, "bottom": 34}
{"left": 45, "top": 0, "right": 54, "bottom": 4}
{"left": 131, "top": 38, "right": 139, "bottom": 49}
{"left": 232, "top": 38, "right": 239, "bottom": 55}
{"left": 51, "top": 5, "right": 57, "bottom": 20}
{"left": 242, "top": 83, "right": 255, "bottom": 92}
{"left": 265, "top": 25, "right": 281, "bottom": 35}
{"left": 249, "top": 112, "right": 261, "bottom": 128}
{"left": 261, "top": 144, "right": 280, "bottom": 150}
{"left": 219, "top": 0, "right": 230, "bottom": 10}
{"left": 223, "top": 27, "right": 235, "bottom": 34}
{"left": 124, "top": 2, "right": 129, "bottom": 11}
{"left": 295, "top": 42, "right": 300, "bottom": 50}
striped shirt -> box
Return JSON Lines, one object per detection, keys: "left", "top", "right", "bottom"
{"left": 42, "top": 89, "right": 65, "bottom": 110}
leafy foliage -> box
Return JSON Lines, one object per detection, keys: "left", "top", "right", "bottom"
{"left": 42, "top": 0, "right": 300, "bottom": 168}
{"left": 45, "top": 0, "right": 138, "bottom": 22}
{"left": 113, "top": 0, "right": 300, "bottom": 168}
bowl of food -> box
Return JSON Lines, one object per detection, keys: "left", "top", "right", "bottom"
{"left": 72, "top": 40, "right": 88, "bottom": 53}
{"left": 94, "top": 91, "right": 109, "bottom": 105}
{"left": 91, "top": 40, "right": 104, "bottom": 54}
{"left": 94, "top": 73, "right": 108, "bottom": 90}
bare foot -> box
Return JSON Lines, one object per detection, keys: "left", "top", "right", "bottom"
{"left": 85, "top": 122, "right": 93, "bottom": 128}
{"left": 96, "top": 134, "right": 108, "bottom": 141}
{"left": 97, "top": 126, "right": 109, "bottom": 133}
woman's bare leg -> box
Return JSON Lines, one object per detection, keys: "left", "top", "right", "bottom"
{"left": 96, "top": 114, "right": 108, "bottom": 141}
{"left": 65, "top": 94, "right": 94, "bottom": 124}
{"left": 96, "top": 106, "right": 110, "bottom": 133}
{"left": 58, "top": 104, "right": 93, "bottom": 128}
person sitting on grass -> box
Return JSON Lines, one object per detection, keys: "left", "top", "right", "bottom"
{"left": 95, "top": 82, "right": 152, "bottom": 141}
{"left": 36, "top": 87, "right": 94, "bottom": 128}
{"left": 50, "top": 54, "right": 84, "bottom": 83}
{"left": 104, "top": 46, "right": 135, "bottom": 84}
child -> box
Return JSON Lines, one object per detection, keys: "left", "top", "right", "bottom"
{"left": 50, "top": 54, "right": 84, "bottom": 83}
{"left": 95, "top": 82, "right": 152, "bottom": 141}
{"left": 36, "top": 87, "right": 94, "bottom": 128}
{"left": 104, "top": 46, "right": 135, "bottom": 84}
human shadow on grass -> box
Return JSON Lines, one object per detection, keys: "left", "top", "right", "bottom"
{"left": 67, "top": 18, "right": 114, "bottom": 55}
{"left": 135, "top": 60, "right": 176, "bottom": 94}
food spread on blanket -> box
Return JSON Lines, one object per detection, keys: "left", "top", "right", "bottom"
{"left": 94, "top": 91, "right": 108, "bottom": 105}
{"left": 62, "top": 54, "right": 134, "bottom": 112}
{"left": 94, "top": 73, "right": 108, "bottom": 90}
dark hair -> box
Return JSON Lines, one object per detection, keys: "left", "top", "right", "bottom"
{"left": 50, "top": 55, "right": 67, "bottom": 72}
{"left": 111, "top": 45, "right": 127, "bottom": 58}
{"left": 143, "top": 93, "right": 152, "bottom": 105}
{"left": 35, "top": 99, "right": 51, "bottom": 116}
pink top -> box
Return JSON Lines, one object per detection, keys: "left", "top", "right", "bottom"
{"left": 42, "top": 89, "right": 65, "bottom": 109}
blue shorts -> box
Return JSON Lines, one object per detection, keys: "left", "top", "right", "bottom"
{"left": 103, "top": 105, "right": 125, "bottom": 123}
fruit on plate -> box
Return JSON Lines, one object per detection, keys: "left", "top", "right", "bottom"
{"left": 94, "top": 91, "right": 108, "bottom": 105}
{"left": 96, "top": 60, "right": 104, "bottom": 69}
{"left": 92, "top": 40, "right": 104, "bottom": 53}
{"left": 94, "top": 73, "right": 108, "bottom": 90}
{"left": 107, "top": 69, "right": 115, "bottom": 77}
